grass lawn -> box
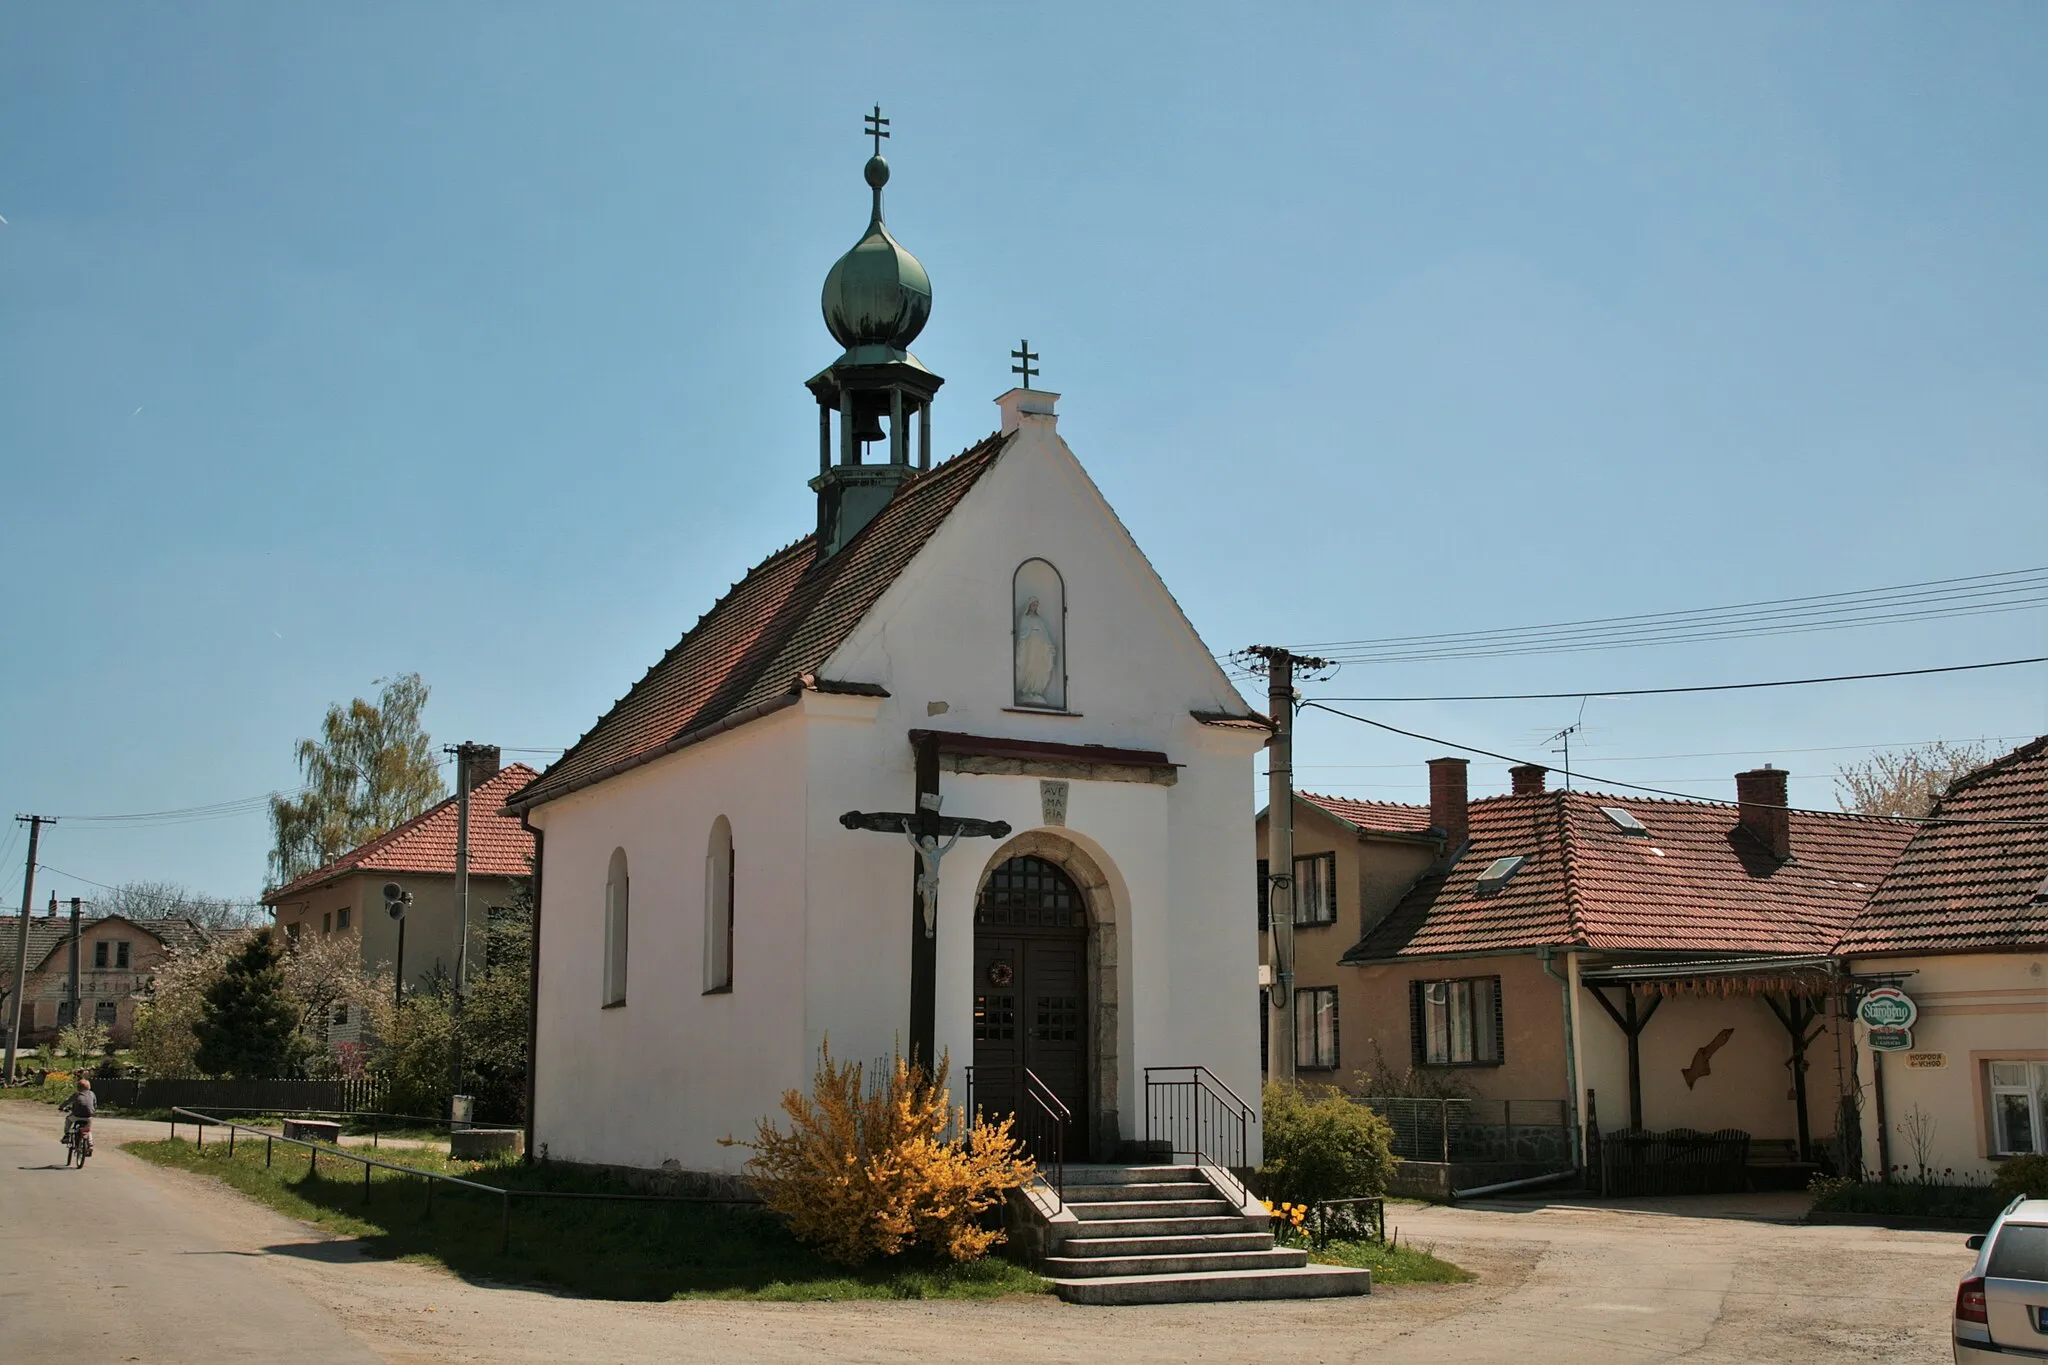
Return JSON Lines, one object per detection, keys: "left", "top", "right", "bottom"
{"left": 1308, "top": 1237, "right": 1472, "bottom": 1285}
{"left": 128, "top": 1136, "right": 1048, "bottom": 1302}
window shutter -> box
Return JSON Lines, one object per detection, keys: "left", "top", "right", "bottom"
{"left": 1330, "top": 986, "right": 1341, "bottom": 1071}
{"left": 1491, "top": 975, "right": 1505, "bottom": 1064}
{"left": 1410, "top": 979, "right": 1425, "bottom": 1068}
{"left": 1256, "top": 859, "right": 1269, "bottom": 931}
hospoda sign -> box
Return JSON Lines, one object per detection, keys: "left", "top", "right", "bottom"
{"left": 1858, "top": 987, "right": 1918, "bottom": 1051}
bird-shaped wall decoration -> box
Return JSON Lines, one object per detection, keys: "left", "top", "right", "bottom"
{"left": 1682, "top": 1027, "right": 1736, "bottom": 1089}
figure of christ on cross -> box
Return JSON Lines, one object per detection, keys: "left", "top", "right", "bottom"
{"left": 838, "top": 734, "right": 1011, "bottom": 1066}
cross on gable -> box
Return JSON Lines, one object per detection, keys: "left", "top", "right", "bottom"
{"left": 1011, "top": 339, "right": 1039, "bottom": 389}
{"left": 865, "top": 105, "right": 890, "bottom": 156}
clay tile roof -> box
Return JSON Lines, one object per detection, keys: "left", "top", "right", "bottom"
{"left": 27, "top": 916, "right": 217, "bottom": 973}
{"left": 1343, "top": 789, "right": 1914, "bottom": 963}
{"left": 265, "top": 764, "right": 541, "bottom": 902}
{"left": 508, "top": 432, "right": 1012, "bottom": 812}
{"left": 2, "top": 917, "right": 77, "bottom": 976}
{"left": 1837, "top": 736, "right": 2048, "bottom": 956}
{"left": 1297, "top": 791, "right": 1436, "bottom": 838}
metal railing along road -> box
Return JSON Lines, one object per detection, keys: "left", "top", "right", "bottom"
{"left": 1142, "top": 1065, "right": 1256, "bottom": 1207}
{"left": 165, "top": 1108, "right": 754, "bottom": 1253}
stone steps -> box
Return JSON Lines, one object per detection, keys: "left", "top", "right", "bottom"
{"left": 1032, "top": 1164, "right": 1371, "bottom": 1306}
{"left": 1043, "top": 1247, "right": 1309, "bottom": 1278}
{"left": 1049, "top": 1265, "right": 1374, "bottom": 1306}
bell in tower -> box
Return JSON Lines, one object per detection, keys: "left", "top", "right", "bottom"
{"left": 807, "top": 107, "right": 945, "bottom": 557}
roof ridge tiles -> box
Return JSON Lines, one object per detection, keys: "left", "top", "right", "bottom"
{"left": 1549, "top": 789, "right": 1593, "bottom": 947}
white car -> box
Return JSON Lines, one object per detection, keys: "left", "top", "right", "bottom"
{"left": 1956, "top": 1196, "right": 2048, "bottom": 1361}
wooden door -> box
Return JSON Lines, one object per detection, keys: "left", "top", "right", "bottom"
{"left": 971, "top": 856, "right": 1088, "bottom": 1138}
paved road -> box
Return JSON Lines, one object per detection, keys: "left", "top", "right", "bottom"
{"left": 0, "top": 1106, "right": 379, "bottom": 1364}
{"left": 0, "top": 1104, "right": 1975, "bottom": 1363}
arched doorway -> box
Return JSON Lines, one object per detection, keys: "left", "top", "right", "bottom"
{"left": 972, "top": 855, "right": 1088, "bottom": 1142}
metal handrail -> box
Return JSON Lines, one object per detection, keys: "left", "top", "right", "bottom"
{"left": 1143, "top": 1065, "right": 1257, "bottom": 1208}
{"left": 1022, "top": 1066, "right": 1069, "bottom": 1212}
{"left": 962, "top": 1065, "right": 1070, "bottom": 1214}
{"left": 164, "top": 1107, "right": 752, "bottom": 1252}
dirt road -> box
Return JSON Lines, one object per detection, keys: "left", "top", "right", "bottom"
{"left": 0, "top": 1105, "right": 1971, "bottom": 1363}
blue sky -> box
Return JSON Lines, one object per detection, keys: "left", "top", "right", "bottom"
{"left": 2, "top": 3, "right": 2043, "bottom": 905}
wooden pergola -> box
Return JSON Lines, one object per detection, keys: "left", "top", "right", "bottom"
{"left": 1578, "top": 954, "right": 1840, "bottom": 1161}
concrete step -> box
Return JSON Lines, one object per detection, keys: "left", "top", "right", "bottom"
{"left": 1043, "top": 1248, "right": 1309, "bottom": 1279}
{"left": 1059, "top": 1232, "right": 1275, "bottom": 1257}
{"left": 1060, "top": 1182, "right": 1220, "bottom": 1204}
{"left": 1069, "top": 1198, "right": 1239, "bottom": 1221}
{"left": 1060, "top": 1165, "right": 1213, "bottom": 1187}
{"left": 1051, "top": 1265, "right": 1373, "bottom": 1306}
{"left": 1055, "top": 1215, "right": 1262, "bottom": 1240}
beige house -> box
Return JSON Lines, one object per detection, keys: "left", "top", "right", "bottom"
{"left": 1262, "top": 759, "right": 1915, "bottom": 1187}
{"left": 0, "top": 912, "right": 212, "bottom": 1046}
{"left": 265, "top": 751, "right": 537, "bottom": 1004}
{"left": 1837, "top": 736, "right": 2048, "bottom": 1182}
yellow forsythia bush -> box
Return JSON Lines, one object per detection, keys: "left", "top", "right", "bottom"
{"left": 730, "top": 1044, "right": 1035, "bottom": 1265}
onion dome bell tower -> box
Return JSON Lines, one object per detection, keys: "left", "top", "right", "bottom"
{"left": 808, "top": 108, "right": 945, "bottom": 556}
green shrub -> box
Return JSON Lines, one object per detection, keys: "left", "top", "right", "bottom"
{"left": 1259, "top": 1082, "right": 1398, "bottom": 1206}
{"left": 1995, "top": 1154, "right": 2048, "bottom": 1201}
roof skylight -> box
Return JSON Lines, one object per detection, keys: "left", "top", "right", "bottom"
{"left": 1600, "top": 806, "right": 1649, "bottom": 836}
{"left": 1476, "top": 855, "right": 1528, "bottom": 894}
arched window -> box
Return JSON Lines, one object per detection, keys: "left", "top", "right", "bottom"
{"left": 704, "top": 816, "right": 734, "bottom": 992}
{"left": 603, "top": 847, "right": 629, "bottom": 1007}
{"left": 1012, "top": 559, "right": 1066, "bottom": 711}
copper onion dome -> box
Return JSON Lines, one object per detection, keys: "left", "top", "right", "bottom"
{"left": 820, "top": 155, "right": 932, "bottom": 354}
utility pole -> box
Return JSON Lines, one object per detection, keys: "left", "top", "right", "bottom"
{"left": 1243, "top": 648, "right": 1330, "bottom": 1084}
{"left": 69, "top": 897, "right": 82, "bottom": 1033}
{"left": 443, "top": 742, "right": 482, "bottom": 1116}
{"left": 5, "top": 814, "right": 53, "bottom": 1082}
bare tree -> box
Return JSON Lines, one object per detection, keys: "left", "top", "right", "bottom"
{"left": 97, "top": 880, "right": 264, "bottom": 931}
{"left": 1835, "top": 741, "right": 1991, "bottom": 818}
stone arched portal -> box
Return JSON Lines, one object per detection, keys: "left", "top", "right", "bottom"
{"left": 972, "top": 831, "right": 1121, "bottom": 1161}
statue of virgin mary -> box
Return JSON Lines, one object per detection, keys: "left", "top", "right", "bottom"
{"left": 1015, "top": 596, "right": 1060, "bottom": 707}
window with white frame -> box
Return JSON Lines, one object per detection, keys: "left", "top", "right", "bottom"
{"left": 1295, "top": 986, "right": 1339, "bottom": 1069}
{"left": 1412, "top": 976, "right": 1503, "bottom": 1066}
{"left": 704, "top": 816, "right": 734, "bottom": 993}
{"left": 602, "top": 847, "right": 629, "bottom": 1007}
{"left": 1293, "top": 852, "right": 1337, "bottom": 926}
{"left": 1988, "top": 1060, "right": 2048, "bottom": 1156}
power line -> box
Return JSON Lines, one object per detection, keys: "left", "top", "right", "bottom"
{"left": 1310, "top": 656, "right": 2048, "bottom": 702}
{"left": 1278, "top": 567, "right": 2048, "bottom": 663}
{"left": 1297, "top": 701, "right": 2047, "bottom": 827}
{"left": 1287, "top": 734, "right": 2035, "bottom": 771}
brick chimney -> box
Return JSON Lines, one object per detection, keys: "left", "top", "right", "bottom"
{"left": 457, "top": 744, "right": 502, "bottom": 795}
{"left": 1429, "top": 757, "right": 1470, "bottom": 851}
{"left": 1510, "top": 764, "right": 1548, "bottom": 796}
{"left": 1735, "top": 765, "right": 1791, "bottom": 860}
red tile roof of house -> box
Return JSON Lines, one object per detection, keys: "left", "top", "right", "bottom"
{"left": 507, "top": 432, "right": 1012, "bottom": 812}
{"left": 1342, "top": 788, "right": 1914, "bottom": 962}
{"left": 1837, "top": 735, "right": 2048, "bottom": 956}
{"left": 1297, "top": 792, "right": 1436, "bottom": 838}
{"left": 266, "top": 764, "right": 540, "bottom": 901}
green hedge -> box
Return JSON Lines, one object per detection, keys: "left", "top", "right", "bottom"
{"left": 1259, "top": 1082, "right": 1398, "bottom": 1206}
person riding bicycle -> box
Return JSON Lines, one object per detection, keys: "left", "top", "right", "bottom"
{"left": 60, "top": 1077, "right": 96, "bottom": 1145}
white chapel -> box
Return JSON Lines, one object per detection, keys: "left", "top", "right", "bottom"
{"left": 506, "top": 127, "right": 1269, "bottom": 1181}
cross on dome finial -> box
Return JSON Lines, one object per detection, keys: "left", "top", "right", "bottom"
{"left": 865, "top": 105, "right": 890, "bottom": 156}
{"left": 1011, "top": 339, "right": 1039, "bottom": 389}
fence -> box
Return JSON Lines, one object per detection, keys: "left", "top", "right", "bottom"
{"left": 1596, "top": 1127, "right": 1751, "bottom": 1197}
{"left": 166, "top": 1107, "right": 751, "bottom": 1253}
{"left": 1359, "top": 1097, "right": 1571, "bottom": 1165}
{"left": 91, "top": 1076, "right": 390, "bottom": 1114}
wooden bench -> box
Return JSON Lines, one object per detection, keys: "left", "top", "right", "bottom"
{"left": 281, "top": 1118, "right": 342, "bottom": 1144}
